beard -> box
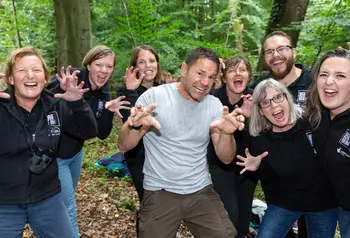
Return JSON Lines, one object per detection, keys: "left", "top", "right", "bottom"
{"left": 268, "top": 56, "right": 294, "bottom": 80}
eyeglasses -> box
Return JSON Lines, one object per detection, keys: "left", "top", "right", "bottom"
{"left": 259, "top": 93, "right": 286, "bottom": 108}
{"left": 94, "top": 63, "right": 114, "bottom": 72}
{"left": 264, "top": 45, "right": 292, "bottom": 58}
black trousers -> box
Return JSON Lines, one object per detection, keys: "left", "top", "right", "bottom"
{"left": 209, "top": 162, "right": 258, "bottom": 238}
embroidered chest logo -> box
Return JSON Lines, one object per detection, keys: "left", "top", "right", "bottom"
{"left": 96, "top": 100, "right": 105, "bottom": 118}
{"left": 297, "top": 90, "right": 307, "bottom": 104}
{"left": 338, "top": 129, "right": 350, "bottom": 158}
{"left": 47, "top": 111, "right": 61, "bottom": 136}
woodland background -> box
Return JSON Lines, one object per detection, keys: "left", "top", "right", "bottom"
{"left": 0, "top": 0, "right": 349, "bottom": 237}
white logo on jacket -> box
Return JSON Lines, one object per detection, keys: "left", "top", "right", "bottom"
{"left": 47, "top": 111, "right": 61, "bottom": 136}
{"left": 338, "top": 129, "right": 350, "bottom": 158}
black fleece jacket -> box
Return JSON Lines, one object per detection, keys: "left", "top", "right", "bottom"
{"left": 251, "top": 119, "right": 337, "bottom": 212}
{"left": 0, "top": 88, "right": 97, "bottom": 204}
{"left": 313, "top": 108, "right": 350, "bottom": 210}
{"left": 47, "top": 68, "right": 114, "bottom": 158}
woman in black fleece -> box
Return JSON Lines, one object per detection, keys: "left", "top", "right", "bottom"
{"left": 305, "top": 49, "right": 350, "bottom": 237}
{"left": 237, "top": 79, "right": 337, "bottom": 238}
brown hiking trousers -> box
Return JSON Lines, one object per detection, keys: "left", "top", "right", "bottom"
{"left": 138, "top": 185, "right": 237, "bottom": 238}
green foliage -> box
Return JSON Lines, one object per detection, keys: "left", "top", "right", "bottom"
{"left": 297, "top": 0, "right": 350, "bottom": 69}
{"left": 0, "top": 0, "right": 55, "bottom": 69}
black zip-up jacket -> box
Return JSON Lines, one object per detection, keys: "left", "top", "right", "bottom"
{"left": 0, "top": 88, "right": 97, "bottom": 204}
{"left": 117, "top": 83, "right": 158, "bottom": 166}
{"left": 207, "top": 86, "right": 252, "bottom": 171}
{"left": 254, "top": 64, "right": 312, "bottom": 106}
{"left": 251, "top": 119, "right": 337, "bottom": 212}
{"left": 47, "top": 68, "right": 114, "bottom": 158}
{"left": 313, "top": 108, "right": 350, "bottom": 210}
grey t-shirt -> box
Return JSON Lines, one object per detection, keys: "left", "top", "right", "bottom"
{"left": 136, "top": 83, "right": 223, "bottom": 194}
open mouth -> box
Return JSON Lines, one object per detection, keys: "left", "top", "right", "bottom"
{"left": 271, "top": 60, "right": 284, "bottom": 66}
{"left": 24, "top": 82, "right": 38, "bottom": 89}
{"left": 97, "top": 75, "right": 107, "bottom": 83}
{"left": 233, "top": 79, "right": 243, "bottom": 87}
{"left": 273, "top": 110, "right": 284, "bottom": 120}
{"left": 324, "top": 89, "right": 337, "bottom": 99}
{"left": 194, "top": 86, "right": 205, "bottom": 92}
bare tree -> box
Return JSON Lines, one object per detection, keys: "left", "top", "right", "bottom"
{"left": 53, "top": 0, "right": 92, "bottom": 69}
{"left": 257, "top": 0, "right": 309, "bottom": 71}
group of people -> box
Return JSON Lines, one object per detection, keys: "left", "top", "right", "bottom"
{"left": 0, "top": 30, "right": 349, "bottom": 238}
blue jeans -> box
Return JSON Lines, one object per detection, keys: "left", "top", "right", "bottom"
{"left": 257, "top": 204, "right": 337, "bottom": 238}
{"left": 0, "top": 193, "right": 74, "bottom": 238}
{"left": 338, "top": 207, "right": 350, "bottom": 237}
{"left": 57, "top": 149, "right": 83, "bottom": 238}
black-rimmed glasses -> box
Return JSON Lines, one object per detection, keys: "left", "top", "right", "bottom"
{"left": 264, "top": 45, "right": 292, "bottom": 58}
{"left": 259, "top": 93, "right": 286, "bottom": 108}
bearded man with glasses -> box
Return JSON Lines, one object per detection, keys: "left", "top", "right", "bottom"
{"left": 256, "top": 31, "right": 312, "bottom": 108}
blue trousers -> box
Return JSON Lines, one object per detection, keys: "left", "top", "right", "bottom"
{"left": 57, "top": 149, "right": 83, "bottom": 238}
{"left": 257, "top": 204, "right": 337, "bottom": 238}
{"left": 0, "top": 193, "right": 74, "bottom": 238}
{"left": 338, "top": 207, "right": 350, "bottom": 237}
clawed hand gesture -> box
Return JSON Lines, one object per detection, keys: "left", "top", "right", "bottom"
{"left": 239, "top": 94, "right": 253, "bottom": 118}
{"left": 124, "top": 66, "right": 145, "bottom": 90}
{"left": 127, "top": 103, "right": 161, "bottom": 130}
{"left": 105, "top": 96, "right": 131, "bottom": 118}
{"left": 0, "top": 73, "right": 10, "bottom": 99}
{"left": 56, "top": 66, "right": 80, "bottom": 91}
{"left": 54, "top": 70, "right": 88, "bottom": 101}
{"left": 210, "top": 106, "right": 245, "bottom": 134}
{"left": 337, "top": 42, "right": 350, "bottom": 51}
{"left": 236, "top": 148, "right": 269, "bottom": 174}
{"left": 162, "top": 72, "right": 180, "bottom": 84}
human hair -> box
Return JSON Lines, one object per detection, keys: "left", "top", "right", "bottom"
{"left": 3, "top": 47, "right": 50, "bottom": 87}
{"left": 185, "top": 47, "right": 220, "bottom": 73}
{"left": 129, "top": 45, "right": 162, "bottom": 84}
{"left": 264, "top": 31, "right": 294, "bottom": 48}
{"left": 305, "top": 49, "right": 350, "bottom": 129}
{"left": 249, "top": 78, "right": 303, "bottom": 136}
{"left": 223, "top": 56, "right": 252, "bottom": 79}
{"left": 82, "top": 45, "right": 116, "bottom": 67}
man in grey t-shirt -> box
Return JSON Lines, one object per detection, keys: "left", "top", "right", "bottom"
{"left": 118, "top": 47, "right": 244, "bottom": 238}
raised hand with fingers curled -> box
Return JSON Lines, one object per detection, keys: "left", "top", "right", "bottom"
{"left": 0, "top": 73, "right": 10, "bottom": 99}
{"left": 127, "top": 103, "right": 161, "bottom": 130}
{"left": 236, "top": 148, "right": 268, "bottom": 174}
{"left": 55, "top": 65, "right": 80, "bottom": 91}
{"left": 162, "top": 72, "right": 181, "bottom": 84}
{"left": 210, "top": 106, "right": 245, "bottom": 134}
{"left": 124, "top": 66, "right": 145, "bottom": 90}
{"left": 104, "top": 95, "right": 131, "bottom": 118}
{"left": 54, "top": 70, "right": 88, "bottom": 101}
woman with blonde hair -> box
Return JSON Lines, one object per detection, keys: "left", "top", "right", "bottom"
{"left": 47, "top": 45, "right": 130, "bottom": 237}
{"left": 0, "top": 47, "right": 97, "bottom": 237}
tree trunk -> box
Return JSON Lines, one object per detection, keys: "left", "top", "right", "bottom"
{"left": 209, "top": 0, "right": 215, "bottom": 41}
{"left": 53, "top": 0, "right": 92, "bottom": 69}
{"left": 257, "top": 0, "right": 309, "bottom": 71}
{"left": 11, "top": 0, "right": 22, "bottom": 48}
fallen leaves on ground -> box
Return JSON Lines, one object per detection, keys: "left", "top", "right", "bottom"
{"left": 23, "top": 168, "right": 193, "bottom": 238}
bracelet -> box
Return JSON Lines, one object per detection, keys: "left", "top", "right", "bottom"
{"left": 128, "top": 125, "right": 143, "bottom": 130}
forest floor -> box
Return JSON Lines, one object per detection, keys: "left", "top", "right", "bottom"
{"left": 21, "top": 117, "right": 341, "bottom": 238}
{"left": 22, "top": 118, "right": 194, "bottom": 238}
